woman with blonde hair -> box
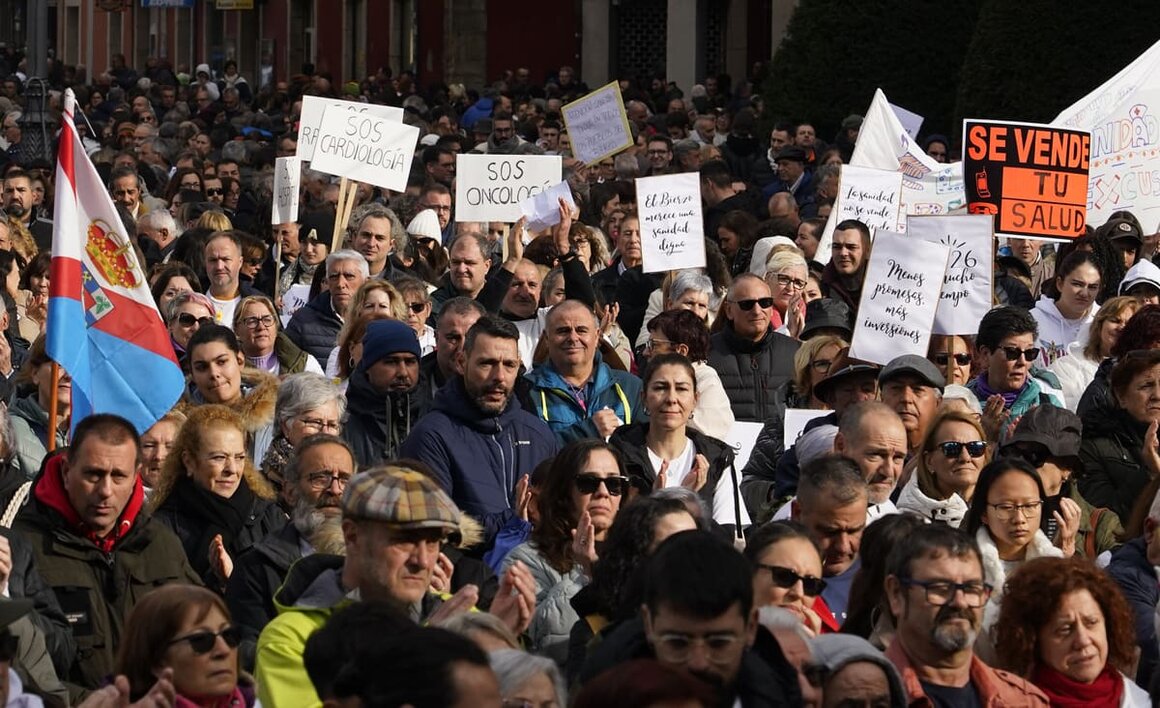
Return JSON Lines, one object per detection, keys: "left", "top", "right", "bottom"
{"left": 232, "top": 295, "right": 323, "bottom": 376}
{"left": 152, "top": 404, "right": 285, "bottom": 591}
{"left": 896, "top": 408, "right": 991, "bottom": 527}
{"left": 196, "top": 211, "right": 233, "bottom": 233}
{"left": 324, "top": 280, "right": 407, "bottom": 377}
{"left": 1050, "top": 294, "right": 1139, "bottom": 411}
{"left": 764, "top": 248, "right": 809, "bottom": 337}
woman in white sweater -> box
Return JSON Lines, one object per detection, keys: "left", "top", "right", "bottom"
{"left": 1031, "top": 251, "right": 1102, "bottom": 367}
{"left": 1049, "top": 295, "right": 1138, "bottom": 411}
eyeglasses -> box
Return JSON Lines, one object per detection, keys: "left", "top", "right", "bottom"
{"left": 574, "top": 474, "right": 630, "bottom": 496}
{"left": 773, "top": 273, "right": 808, "bottom": 290}
{"left": 645, "top": 338, "right": 672, "bottom": 352}
{"left": 756, "top": 564, "right": 827, "bottom": 596}
{"left": 730, "top": 297, "right": 774, "bottom": 311}
{"left": 997, "top": 345, "right": 1040, "bottom": 362}
{"left": 205, "top": 188, "right": 223, "bottom": 196}
{"left": 898, "top": 578, "right": 992, "bottom": 608}
{"left": 652, "top": 633, "right": 743, "bottom": 663}
{"left": 245, "top": 258, "right": 263, "bottom": 267}
{"left": 936, "top": 440, "right": 988, "bottom": 459}
{"left": 298, "top": 417, "right": 341, "bottom": 434}
{"left": 176, "top": 313, "right": 215, "bottom": 328}
{"left": 242, "top": 315, "right": 275, "bottom": 329}
{"left": 934, "top": 353, "right": 972, "bottom": 366}
{"left": 647, "top": 149, "right": 671, "bottom": 156}
{"left": 168, "top": 626, "right": 243, "bottom": 654}
{"left": 306, "top": 471, "right": 352, "bottom": 490}
{"left": 810, "top": 358, "right": 833, "bottom": 373}
{"left": 421, "top": 203, "right": 452, "bottom": 213}
{"left": 406, "top": 302, "right": 428, "bottom": 313}
{"left": 987, "top": 501, "right": 1043, "bottom": 520}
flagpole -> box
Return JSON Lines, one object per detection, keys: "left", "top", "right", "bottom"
{"left": 47, "top": 362, "right": 59, "bottom": 452}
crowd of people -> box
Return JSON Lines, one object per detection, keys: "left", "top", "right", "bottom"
{"left": 0, "top": 49, "right": 1150, "bottom": 707}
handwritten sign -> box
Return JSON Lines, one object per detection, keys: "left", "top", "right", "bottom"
{"left": 783, "top": 409, "right": 831, "bottom": 452}
{"left": 521, "top": 181, "right": 576, "bottom": 235}
{"left": 835, "top": 165, "right": 903, "bottom": 235}
{"left": 963, "top": 119, "right": 1091, "bottom": 241}
{"left": 561, "top": 81, "right": 634, "bottom": 165}
{"left": 271, "top": 157, "right": 300, "bottom": 225}
{"left": 297, "top": 96, "right": 404, "bottom": 161}
{"left": 906, "top": 215, "right": 994, "bottom": 336}
{"left": 636, "top": 173, "right": 706, "bottom": 273}
{"left": 455, "top": 154, "right": 562, "bottom": 222}
{"left": 849, "top": 231, "right": 949, "bottom": 365}
{"left": 279, "top": 283, "right": 311, "bottom": 327}
{"left": 309, "top": 106, "right": 419, "bottom": 192}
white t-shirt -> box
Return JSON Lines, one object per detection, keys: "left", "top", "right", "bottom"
{"left": 208, "top": 293, "right": 241, "bottom": 330}
{"left": 647, "top": 439, "right": 751, "bottom": 528}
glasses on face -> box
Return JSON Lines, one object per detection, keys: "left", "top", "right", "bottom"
{"left": 937, "top": 440, "right": 988, "bottom": 459}
{"left": 731, "top": 297, "right": 774, "bottom": 311}
{"left": 987, "top": 501, "right": 1043, "bottom": 520}
{"left": 205, "top": 188, "right": 223, "bottom": 196}
{"left": 645, "top": 338, "right": 672, "bottom": 352}
{"left": 810, "top": 358, "right": 833, "bottom": 373}
{"left": 773, "top": 273, "right": 808, "bottom": 290}
{"left": 997, "top": 345, "right": 1040, "bottom": 362}
{"left": 244, "top": 257, "right": 263, "bottom": 267}
{"left": 406, "top": 302, "right": 428, "bottom": 313}
{"left": 177, "top": 313, "right": 215, "bottom": 328}
{"left": 306, "top": 471, "right": 352, "bottom": 490}
{"left": 421, "top": 203, "right": 451, "bottom": 213}
{"left": 168, "top": 626, "right": 243, "bottom": 654}
{"left": 899, "top": 578, "right": 992, "bottom": 608}
{"left": 756, "top": 564, "right": 827, "bottom": 596}
{"left": 652, "top": 633, "right": 743, "bottom": 663}
{"left": 574, "top": 474, "right": 630, "bottom": 496}
{"left": 298, "top": 417, "right": 341, "bottom": 434}
{"left": 934, "top": 353, "right": 972, "bottom": 366}
{"left": 242, "top": 315, "right": 275, "bottom": 330}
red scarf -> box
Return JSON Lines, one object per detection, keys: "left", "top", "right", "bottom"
{"left": 1030, "top": 663, "right": 1123, "bottom": 708}
{"left": 34, "top": 452, "right": 145, "bottom": 554}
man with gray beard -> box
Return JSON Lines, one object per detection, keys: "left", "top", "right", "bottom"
{"left": 883, "top": 525, "right": 1048, "bottom": 705}
{"left": 226, "top": 434, "right": 354, "bottom": 671}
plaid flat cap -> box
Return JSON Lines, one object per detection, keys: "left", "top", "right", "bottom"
{"left": 341, "top": 467, "right": 461, "bottom": 535}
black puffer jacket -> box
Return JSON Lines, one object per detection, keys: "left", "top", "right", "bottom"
{"left": 707, "top": 325, "right": 800, "bottom": 423}
{"left": 342, "top": 367, "right": 424, "bottom": 468}
{"left": 283, "top": 292, "right": 342, "bottom": 368}
{"left": 1077, "top": 406, "right": 1150, "bottom": 521}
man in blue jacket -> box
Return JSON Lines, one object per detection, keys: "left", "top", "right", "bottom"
{"left": 523, "top": 300, "right": 642, "bottom": 445}
{"left": 400, "top": 315, "right": 557, "bottom": 550}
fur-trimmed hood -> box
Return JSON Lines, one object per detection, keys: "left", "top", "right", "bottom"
{"left": 895, "top": 475, "right": 969, "bottom": 528}
{"left": 975, "top": 525, "right": 1062, "bottom": 637}
{"left": 180, "top": 367, "right": 279, "bottom": 432}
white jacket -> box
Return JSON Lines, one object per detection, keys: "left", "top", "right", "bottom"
{"left": 976, "top": 526, "right": 1063, "bottom": 642}
{"left": 1047, "top": 341, "right": 1100, "bottom": 412}
{"left": 689, "top": 361, "right": 735, "bottom": 441}
{"left": 895, "top": 475, "right": 969, "bottom": 528}
{"left": 1030, "top": 296, "right": 1097, "bottom": 367}
{"left": 1122, "top": 673, "right": 1150, "bottom": 707}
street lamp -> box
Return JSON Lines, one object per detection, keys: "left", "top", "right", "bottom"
{"left": 18, "top": 78, "right": 58, "bottom": 165}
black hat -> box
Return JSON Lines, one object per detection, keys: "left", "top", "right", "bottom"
{"left": 774, "top": 146, "right": 807, "bottom": 163}
{"left": 297, "top": 209, "right": 335, "bottom": 243}
{"left": 1105, "top": 217, "right": 1143, "bottom": 246}
{"left": 1002, "top": 405, "right": 1082, "bottom": 462}
{"left": 878, "top": 354, "right": 946, "bottom": 391}
{"left": 801, "top": 298, "right": 852, "bottom": 341}
{"left": 813, "top": 347, "right": 880, "bottom": 406}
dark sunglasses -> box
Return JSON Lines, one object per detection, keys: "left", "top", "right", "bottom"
{"left": 756, "top": 564, "right": 827, "bottom": 596}
{"left": 177, "top": 313, "right": 215, "bottom": 328}
{"left": 574, "top": 474, "right": 630, "bottom": 496}
{"left": 168, "top": 626, "right": 242, "bottom": 655}
{"left": 997, "top": 345, "right": 1040, "bottom": 362}
{"left": 937, "top": 440, "right": 988, "bottom": 459}
{"left": 934, "top": 353, "right": 972, "bottom": 366}
{"left": 406, "top": 302, "right": 428, "bottom": 313}
{"left": 205, "top": 188, "right": 223, "bottom": 196}
{"left": 732, "top": 297, "right": 774, "bottom": 311}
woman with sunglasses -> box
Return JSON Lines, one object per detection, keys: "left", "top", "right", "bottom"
{"left": 927, "top": 334, "right": 974, "bottom": 386}
{"left": 897, "top": 408, "right": 991, "bottom": 527}
{"left": 1050, "top": 295, "right": 1139, "bottom": 412}
{"left": 744, "top": 521, "right": 836, "bottom": 635}
{"left": 1032, "top": 251, "right": 1103, "bottom": 368}
{"left": 1080, "top": 349, "right": 1160, "bottom": 520}
{"left": 610, "top": 353, "right": 748, "bottom": 535}
{"left": 115, "top": 584, "right": 255, "bottom": 706}
{"left": 502, "top": 439, "right": 627, "bottom": 663}
{"left": 232, "top": 295, "right": 323, "bottom": 377}
{"left": 393, "top": 276, "right": 437, "bottom": 357}
{"left": 166, "top": 291, "right": 217, "bottom": 370}
{"left": 965, "top": 458, "right": 1066, "bottom": 659}
{"left": 152, "top": 405, "right": 284, "bottom": 591}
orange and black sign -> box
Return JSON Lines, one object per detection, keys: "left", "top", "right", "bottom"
{"left": 963, "top": 119, "right": 1090, "bottom": 241}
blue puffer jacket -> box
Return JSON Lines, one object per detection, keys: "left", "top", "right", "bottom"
{"left": 1107, "top": 537, "right": 1159, "bottom": 689}
{"left": 523, "top": 354, "right": 643, "bottom": 445}
{"left": 399, "top": 377, "right": 558, "bottom": 547}
{"left": 283, "top": 292, "right": 342, "bottom": 368}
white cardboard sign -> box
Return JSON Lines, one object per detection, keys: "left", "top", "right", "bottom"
{"left": 521, "top": 181, "right": 576, "bottom": 235}
{"left": 309, "top": 107, "right": 419, "bottom": 192}
{"left": 271, "top": 156, "right": 300, "bottom": 225}
{"left": 455, "top": 154, "right": 562, "bottom": 222}
{"left": 636, "top": 173, "right": 707, "bottom": 273}
{"left": 296, "top": 96, "right": 405, "bottom": 162}
{"left": 906, "top": 214, "right": 994, "bottom": 336}
{"left": 561, "top": 81, "right": 634, "bottom": 165}
{"left": 783, "top": 409, "right": 832, "bottom": 452}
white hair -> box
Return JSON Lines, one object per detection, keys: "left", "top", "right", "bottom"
{"left": 138, "top": 208, "right": 182, "bottom": 238}
{"left": 488, "top": 650, "right": 566, "bottom": 706}
{"left": 326, "top": 249, "right": 369, "bottom": 278}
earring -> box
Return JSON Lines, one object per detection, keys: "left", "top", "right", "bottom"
{"left": 689, "top": 412, "right": 695, "bottom": 420}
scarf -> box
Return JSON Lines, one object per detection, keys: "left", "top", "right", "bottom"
{"left": 971, "top": 372, "right": 1025, "bottom": 409}
{"left": 167, "top": 475, "right": 256, "bottom": 580}
{"left": 1030, "top": 663, "right": 1123, "bottom": 708}
{"left": 34, "top": 453, "right": 145, "bottom": 554}
{"left": 175, "top": 686, "right": 247, "bottom": 708}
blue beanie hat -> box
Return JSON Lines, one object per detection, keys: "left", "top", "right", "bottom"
{"left": 359, "top": 320, "right": 421, "bottom": 372}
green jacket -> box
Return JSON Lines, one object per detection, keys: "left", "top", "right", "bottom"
{"left": 274, "top": 332, "right": 312, "bottom": 374}
{"left": 14, "top": 495, "right": 201, "bottom": 692}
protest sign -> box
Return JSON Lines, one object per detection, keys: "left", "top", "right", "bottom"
{"left": 455, "top": 154, "right": 562, "bottom": 222}
{"left": 834, "top": 165, "right": 903, "bottom": 235}
{"left": 962, "top": 119, "right": 1091, "bottom": 241}
{"left": 849, "top": 231, "right": 949, "bottom": 365}
{"left": 636, "top": 173, "right": 706, "bottom": 273}
{"left": 279, "top": 284, "right": 312, "bottom": 327}
{"left": 309, "top": 107, "right": 419, "bottom": 192}
{"left": 271, "top": 157, "right": 300, "bottom": 225}
{"left": 783, "top": 409, "right": 831, "bottom": 452}
{"left": 296, "top": 96, "right": 404, "bottom": 162}
{"left": 1055, "top": 40, "right": 1160, "bottom": 227}
{"left": 890, "top": 103, "right": 925, "bottom": 140}
{"left": 723, "top": 421, "right": 763, "bottom": 473}
{"left": 906, "top": 215, "right": 994, "bottom": 336}
{"left": 521, "top": 181, "right": 576, "bottom": 235}
{"left": 561, "top": 81, "right": 634, "bottom": 165}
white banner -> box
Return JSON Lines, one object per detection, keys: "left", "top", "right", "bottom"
{"left": 849, "top": 231, "right": 949, "bottom": 365}
{"left": 271, "top": 156, "right": 300, "bottom": 225}
{"left": 455, "top": 154, "right": 562, "bottom": 222}
{"left": 636, "top": 173, "right": 707, "bottom": 273}
{"left": 561, "top": 81, "right": 634, "bottom": 165}
{"left": 309, "top": 107, "right": 419, "bottom": 192}
{"left": 1055, "top": 39, "right": 1160, "bottom": 229}
{"left": 297, "top": 96, "right": 405, "bottom": 162}
{"left": 906, "top": 215, "right": 994, "bottom": 336}
{"left": 834, "top": 165, "right": 903, "bottom": 235}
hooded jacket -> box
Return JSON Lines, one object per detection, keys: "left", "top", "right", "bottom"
{"left": 895, "top": 474, "right": 970, "bottom": 528}
{"left": 1048, "top": 341, "right": 1100, "bottom": 412}
{"left": 1079, "top": 407, "right": 1152, "bottom": 521}
{"left": 707, "top": 325, "right": 800, "bottom": 423}
{"left": 181, "top": 368, "right": 279, "bottom": 464}
{"left": 398, "top": 377, "right": 558, "bottom": 546}
{"left": 1030, "top": 295, "right": 1097, "bottom": 367}
{"left": 523, "top": 353, "right": 643, "bottom": 445}
{"left": 14, "top": 454, "right": 200, "bottom": 692}
{"left": 342, "top": 367, "right": 424, "bottom": 468}
{"left": 283, "top": 292, "right": 342, "bottom": 368}
{"left": 8, "top": 394, "right": 66, "bottom": 481}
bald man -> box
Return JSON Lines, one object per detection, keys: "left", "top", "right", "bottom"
{"left": 834, "top": 401, "right": 908, "bottom": 513}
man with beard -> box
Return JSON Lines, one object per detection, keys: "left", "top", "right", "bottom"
{"left": 834, "top": 401, "right": 908, "bottom": 517}
{"left": 580, "top": 531, "right": 801, "bottom": 707}
{"left": 226, "top": 434, "right": 354, "bottom": 671}
{"left": 343, "top": 320, "right": 424, "bottom": 466}
{"left": 400, "top": 315, "right": 557, "bottom": 549}
{"left": 822, "top": 220, "right": 871, "bottom": 316}
{"left": 884, "top": 524, "right": 1048, "bottom": 705}
{"left": 4, "top": 170, "right": 52, "bottom": 251}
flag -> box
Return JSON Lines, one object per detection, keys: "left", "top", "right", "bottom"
{"left": 46, "top": 88, "right": 185, "bottom": 434}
